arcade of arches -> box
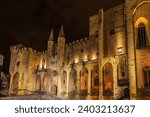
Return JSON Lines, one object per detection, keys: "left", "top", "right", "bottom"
{"left": 9, "top": 62, "right": 130, "bottom": 100}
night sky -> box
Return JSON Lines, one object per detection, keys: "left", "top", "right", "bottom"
{"left": 0, "top": 0, "right": 124, "bottom": 73}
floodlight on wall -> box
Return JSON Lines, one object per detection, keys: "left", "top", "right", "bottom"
{"left": 75, "top": 60, "right": 78, "bottom": 63}
{"left": 83, "top": 59, "right": 87, "bottom": 62}
{"left": 92, "top": 54, "right": 97, "bottom": 60}
{"left": 117, "top": 47, "right": 123, "bottom": 55}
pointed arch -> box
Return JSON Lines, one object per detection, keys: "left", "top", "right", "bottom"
{"left": 91, "top": 64, "right": 99, "bottom": 95}
{"left": 43, "top": 73, "right": 48, "bottom": 93}
{"left": 103, "top": 62, "right": 113, "bottom": 96}
{"left": 138, "top": 23, "right": 147, "bottom": 47}
{"left": 80, "top": 67, "right": 88, "bottom": 95}
{"left": 61, "top": 71, "right": 67, "bottom": 93}
{"left": 69, "top": 68, "right": 77, "bottom": 92}
{"left": 12, "top": 72, "right": 19, "bottom": 95}
{"left": 51, "top": 85, "right": 57, "bottom": 95}
{"left": 35, "top": 75, "right": 41, "bottom": 94}
{"left": 135, "top": 17, "right": 149, "bottom": 48}
{"left": 135, "top": 17, "right": 148, "bottom": 28}
{"left": 133, "top": 1, "right": 150, "bottom": 15}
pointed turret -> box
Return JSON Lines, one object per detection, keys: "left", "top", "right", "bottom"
{"left": 47, "top": 29, "right": 55, "bottom": 67}
{"left": 57, "top": 25, "right": 65, "bottom": 67}
{"left": 49, "top": 29, "right": 54, "bottom": 41}
{"left": 58, "top": 25, "right": 65, "bottom": 38}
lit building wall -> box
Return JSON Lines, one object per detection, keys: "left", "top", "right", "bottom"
{"left": 8, "top": 0, "right": 150, "bottom": 100}
{"left": 65, "top": 37, "right": 98, "bottom": 65}
{"left": 9, "top": 45, "right": 30, "bottom": 95}
{"left": 125, "top": 0, "right": 137, "bottom": 99}
{"left": 104, "top": 4, "right": 126, "bottom": 57}
{"left": 89, "top": 14, "right": 99, "bottom": 36}
{"left": 133, "top": 1, "right": 150, "bottom": 89}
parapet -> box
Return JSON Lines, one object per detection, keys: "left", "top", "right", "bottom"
{"left": 10, "top": 45, "right": 43, "bottom": 55}
{"left": 66, "top": 37, "right": 89, "bottom": 48}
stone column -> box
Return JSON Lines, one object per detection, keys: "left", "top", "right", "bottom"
{"left": 57, "top": 69, "right": 62, "bottom": 96}
{"left": 64, "top": 67, "right": 70, "bottom": 99}
{"left": 86, "top": 66, "right": 92, "bottom": 100}
{"left": 99, "top": 65, "right": 104, "bottom": 99}
{"left": 113, "top": 63, "right": 118, "bottom": 99}
{"left": 98, "top": 9, "right": 104, "bottom": 100}
{"left": 125, "top": 0, "right": 137, "bottom": 99}
{"left": 75, "top": 69, "right": 80, "bottom": 99}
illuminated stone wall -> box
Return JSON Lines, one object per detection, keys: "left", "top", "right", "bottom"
{"left": 133, "top": 1, "right": 150, "bottom": 90}
{"left": 65, "top": 37, "right": 98, "bottom": 65}
{"left": 124, "top": 0, "right": 150, "bottom": 99}
{"left": 8, "top": 0, "right": 150, "bottom": 100}
{"left": 103, "top": 4, "right": 126, "bottom": 57}
{"left": 89, "top": 15, "right": 99, "bottom": 36}
{"left": 9, "top": 44, "right": 47, "bottom": 95}
{"left": 9, "top": 45, "right": 30, "bottom": 95}
{"left": 98, "top": 5, "right": 128, "bottom": 99}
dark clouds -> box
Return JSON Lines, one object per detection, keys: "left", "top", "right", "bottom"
{"left": 0, "top": 0, "right": 124, "bottom": 72}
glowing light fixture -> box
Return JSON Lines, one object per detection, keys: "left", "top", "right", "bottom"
{"left": 117, "top": 47, "right": 123, "bottom": 55}
{"left": 92, "top": 55, "right": 97, "bottom": 60}
{"left": 84, "top": 59, "right": 87, "bottom": 62}
{"left": 75, "top": 60, "right": 78, "bottom": 63}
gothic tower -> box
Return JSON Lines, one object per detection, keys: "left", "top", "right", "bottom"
{"left": 57, "top": 26, "right": 66, "bottom": 67}
{"left": 47, "top": 29, "right": 54, "bottom": 68}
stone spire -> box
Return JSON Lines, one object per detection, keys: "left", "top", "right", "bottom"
{"left": 58, "top": 25, "right": 65, "bottom": 38}
{"left": 49, "top": 29, "right": 54, "bottom": 41}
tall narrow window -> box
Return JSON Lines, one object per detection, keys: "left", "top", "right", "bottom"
{"left": 110, "top": 28, "right": 115, "bottom": 35}
{"left": 138, "top": 23, "right": 148, "bottom": 48}
{"left": 144, "top": 67, "right": 150, "bottom": 87}
{"left": 91, "top": 65, "right": 99, "bottom": 95}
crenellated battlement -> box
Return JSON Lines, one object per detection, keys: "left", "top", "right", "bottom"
{"left": 39, "top": 50, "right": 47, "bottom": 56}
{"left": 66, "top": 37, "right": 89, "bottom": 48}
{"left": 10, "top": 45, "right": 48, "bottom": 56}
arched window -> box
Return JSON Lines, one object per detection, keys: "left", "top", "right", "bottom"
{"left": 137, "top": 23, "right": 148, "bottom": 48}
{"left": 91, "top": 65, "right": 99, "bottom": 95}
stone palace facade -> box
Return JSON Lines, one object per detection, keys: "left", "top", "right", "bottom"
{"left": 8, "top": 0, "right": 150, "bottom": 100}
